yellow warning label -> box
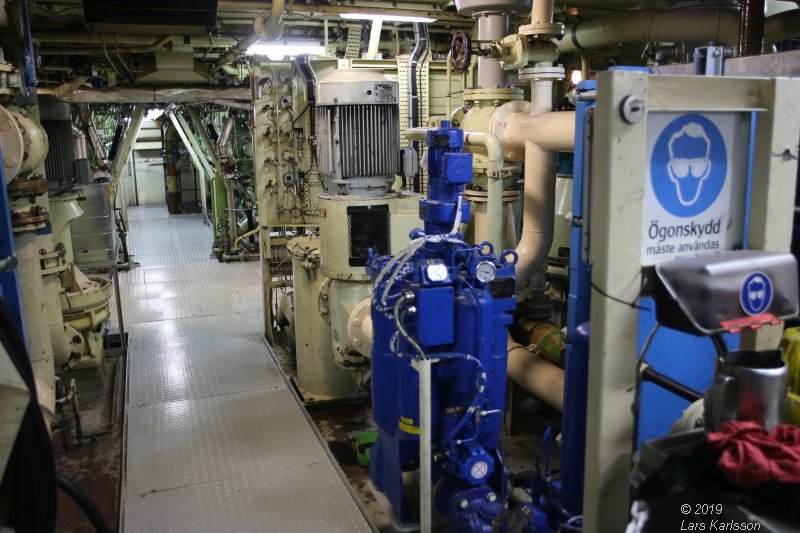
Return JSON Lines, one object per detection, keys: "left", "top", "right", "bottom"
{"left": 398, "top": 421, "right": 420, "bottom": 435}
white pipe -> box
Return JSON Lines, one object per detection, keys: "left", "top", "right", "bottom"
{"left": 417, "top": 358, "right": 433, "bottom": 533}
{"left": 476, "top": 13, "right": 509, "bottom": 88}
{"left": 366, "top": 19, "right": 383, "bottom": 60}
{"left": 71, "top": 123, "right": 87, "bottom": 160}
{"left": 502, "top": 111, "right": 575, "bottom": 159}
{"left": 507, "top": 337, "right": 564, "bottom": 411}
{"left": 516, "top": 141, "right": 556, "bottom": 284}
{"left": 554, "top": 8, "right": 744, "bottom": 54}
{"left": 463, "top": 131, "right": 503, "bottom": 249}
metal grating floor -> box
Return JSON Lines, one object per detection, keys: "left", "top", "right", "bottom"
{"left": 120, "top": 206, "right": 372, "bottom": 532}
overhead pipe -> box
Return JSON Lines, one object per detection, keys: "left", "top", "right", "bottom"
{"left": 50, "top": 86, "right": 251, "bottom": 104}
{"left": 554, "top": 8, "right": 800, "bottom": 54}
{"left": 507, "top": 337, "right": 564, "bottom": 411}
{"left": 42, "top": 76, "right": 88, "bottom": 99}
{"left": 211, "top": 99, "right": 253, "bottom": 111}
{"left": 214, "top": 0, "right": 285, "bottom": 72}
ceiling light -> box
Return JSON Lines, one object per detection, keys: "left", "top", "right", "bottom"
{"left": 146, "top": 108, "right": 164, "bottom": 121}
{"left": 570, "top": 69, "right": 583, "bottom": 85}
{"left": 340, "top": 13, "right": 437, "bottom": 23}
{"left": 246, "top": 41, "right": 325, "bottom": 60}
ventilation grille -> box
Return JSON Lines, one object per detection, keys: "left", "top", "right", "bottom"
{"left": 347, "top": 204, "right": 390, "bottom": 266}
{"left": 316, "top": 105, "right": 400, "bottom": 180}
{"left": 41, "top": 120, "right": 75, "bottom": 184}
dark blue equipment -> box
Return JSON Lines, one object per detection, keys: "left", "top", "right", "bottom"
{"left": 368, "top": 121, "right": 518, "bottom": 530}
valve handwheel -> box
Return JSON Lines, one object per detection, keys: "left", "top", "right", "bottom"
{"left": 449, "top": 31, "right": 471, "bottom": 74}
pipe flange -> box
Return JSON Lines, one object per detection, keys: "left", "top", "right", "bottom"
{"left": 518, "top": 22, "right": 565, "bottom": 37}
{"left": 7, "top": 174, "right": 48, "bottom": 198}
{"left": 518, "top": 65, "right": 565, "bottom": 82}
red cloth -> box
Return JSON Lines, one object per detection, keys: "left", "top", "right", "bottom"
{"left": 706, "top": 421, "right": 800, "bottom": 487}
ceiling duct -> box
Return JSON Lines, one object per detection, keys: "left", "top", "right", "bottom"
{"left": 82, "top": 0, "right": 219, "bottom": 36}
{"left": 137, "top": 46, "right": 210, "bottom": 84}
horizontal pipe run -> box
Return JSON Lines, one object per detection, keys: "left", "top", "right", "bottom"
{"left": 555, "top": 8, "right": 799, "bottom": 54}
{"left": 502, "top": 111, "right": 575, "bottom": 160}
{"left": 507, "top": 337, "right": 564, "bottom": 411}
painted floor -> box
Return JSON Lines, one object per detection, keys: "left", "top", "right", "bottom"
{"left": 118, "top": 205, "right": 372, "bottom": 532}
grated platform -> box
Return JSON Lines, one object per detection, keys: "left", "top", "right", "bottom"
{"left": 119, "top": 206, "right": 372, "bottom": 532}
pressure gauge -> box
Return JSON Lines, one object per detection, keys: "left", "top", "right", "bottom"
{"left": 426, "top": 262, "right": 449, "bottom": 282}
{"left": 475, "top": 261, "right": 497, "bottom": 283}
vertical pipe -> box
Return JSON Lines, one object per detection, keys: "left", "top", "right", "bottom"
{"left": 476, "top": 13, "right": 509, "bottom": 88}
{"left": 531, "top": 0, "right": 555, "bottom": 26}
{"left": 418, "top": 358, "right": 433, "bottom": 533}
{"left": 738, "top": 0, "right": 765, "bottom": 56}
{"left": 367, "top": 19, "right": 383, "bottom": 60}
{"left": 409, "top": 23, "right": 428, "bottom": 193}
{"left": 559, "top": 322, "right": 590, "bottom": 516}
{"left": 15, "top": 233, "right": 56, "bottom": 417}
{"left": 20, "top": 0, "right": 37, "bottom": 95}
{"left": 446, "top": 50, "right": 452, "bottom": 118}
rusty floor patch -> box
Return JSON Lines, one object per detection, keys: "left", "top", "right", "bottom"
{"left": 53, "top": 347, "right": 125, "bottom": 533}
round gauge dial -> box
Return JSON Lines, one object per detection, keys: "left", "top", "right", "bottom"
{"left": 475, "top": 261, "right": 497, "bottom": 283}
{"left": 426, "top": 263, "right": 449, "bottom": 282}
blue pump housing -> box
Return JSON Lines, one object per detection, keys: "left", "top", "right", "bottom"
{"left": 369, "top": 122, "right": 517, "bottom": 530}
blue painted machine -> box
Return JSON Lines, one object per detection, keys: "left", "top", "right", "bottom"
{"left": 369, "top": 121, "right": 519, "bottom": 530}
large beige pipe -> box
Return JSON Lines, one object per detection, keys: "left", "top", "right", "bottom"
{"left": 517, "top": 141, "right": 556, "bottom": 283}
{"left": 555, "top": 8, "right": 800, "bottom": 54}
{"left": 463, "top": 131, "right": 504, "bottom": 249}
{"left": 502, "top": 110, "right": 575, "bottom": 160}
{"left": 507, "top": 337, "right": 564, "bottom": 411}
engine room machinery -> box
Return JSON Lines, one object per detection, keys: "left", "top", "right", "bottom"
{"left": 283, "top": 69, "right": 420, "bottom": 401}
{"left": 369, "top": 121, "right": 520, "bottom": 530}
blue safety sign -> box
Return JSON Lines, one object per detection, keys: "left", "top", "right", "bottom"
{"left": 649, "top": 114, "right": 728, "bottom": 218}
{"left": 741, "top": 272, "right": 773, "bottom": 316}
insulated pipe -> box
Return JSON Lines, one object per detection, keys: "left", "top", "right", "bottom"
{"left": 517, "top": 141, "right": 556, "bottom": 284}
{"left": 739, "top": 0, "right": 766, "bottom": 56}
{"left": 211, "top": 99, "right": 253, "bottom": 112}
{"left": 45, "top": 76, "right": 88, "bottom": 99}
{"left": 463, "top": 131, "right": 503, "bottom": 249}
{"left": 765, "top": 10, "right": 800, "bottom": 45}
{"left": 77, "top": 105, "right": 109, "bottom": 170}
{"left": 70, "top": 123, "right": 87, "bottom": 160}
{"left": 502, "top": 110, "right": 575, "bottom": 159}
{"left": 216, "top": 116, "right": 238, "bottom": 251}
{"left": 476, "top": 13, "right": 509, "bottom": 88}
{"left": 163, "top": 125, "right": 181, "bottom": 214}
{"left": 554, "top": 8, "right": 741, "bottom": 54}
{"left": 507, "top": 337, "right": 564, "bottom": 411}
{"left": 215, "top": 0, "right": 285, "bottom": 71}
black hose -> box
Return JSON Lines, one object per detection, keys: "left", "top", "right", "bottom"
{"left": 57, "top": 474, "right": 112, "bottom": 533}
{"left": 711, "top": 334, "right": 728, "bottom": 358}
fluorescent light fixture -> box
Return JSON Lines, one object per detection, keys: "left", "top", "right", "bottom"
{"left": 246, "top": 41, "right": 325, "bottom": 59}
{"left": 340, "top": 13, "right": 437, "bottom": 23}
{"left": 146, "top": 108, "right": 164, "bottom": 121}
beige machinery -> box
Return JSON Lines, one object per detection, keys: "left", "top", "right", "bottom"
{"left": 0, "top": 90, "right": 57, "bottom": 416}
{"left": 37, "top": 98, "right": 114, "bottom": 370}
{"left": 282, "top": 69, "right": 420, "bottom": 401}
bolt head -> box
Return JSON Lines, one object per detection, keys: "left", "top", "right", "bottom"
{"left": 487, "top": 492, "right": 497, "bottom": 502}
{"left": 459, "top": 499, "right": 469, "bottom": 509}
{"left": 620, "top": 94, "right": 645, "bottom": 124}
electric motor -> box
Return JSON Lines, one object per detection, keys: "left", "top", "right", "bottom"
{"left": 314, "top": 69, "right": 400, "bottom": 196}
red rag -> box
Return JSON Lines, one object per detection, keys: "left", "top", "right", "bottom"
{"left": 706, "top": 421, "right": 800, "bottom": 487}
